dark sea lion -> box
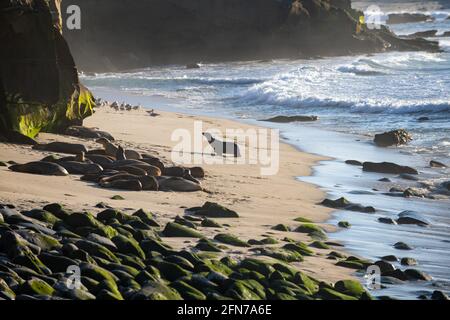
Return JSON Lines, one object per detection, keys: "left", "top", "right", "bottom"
{"left": 9, "top": 161, "right": 69, "bottom": 176}
{"left": 116, "top": 146, "right": 127, "bottom": 160}
{"left": 114, "top": 165, "right": 147, "bottom": 176}
{"left": 163, "top": 166, "right": 186, "bottom": 177}
{"left": 33, "top": 142, "right": 88, "bottom": 154}
{"left": 65, "top": 126, "right": 115, "bottom": 141}
{"left": 183, "top": 171, "right": 200, "bottom": 184}
{"left": 111, "top": 159, "right": 148, "bottom": 167}
{"left": 158, "top": 176, "right": 202, "bottom": 192}
{"left": 81, "top": 170, "right": 121, "bottom": 182}
{"left": 111, "top": 160, "right": 157, "bottom": 174}
{"left": 86, "top": 149, "right": 108, "bottom": 156}
{"left": 85, "top": 154, "right": 115, "bottom": 168}
{"left": 57, "top": 161, "right": 103, "bottom": 175}
{"left": 100, "top": 173, "right": 158, "bottom": 191}
{"left": 189, "top": 167, "right": 205, "bottom": 178}
{"left": 96, "top": 138, "right": 142, "bottom": 160}
{"left": 100, "top": 179, "right": 143, "bottom": 191}
{"left": 124, "top": 149, "right": 142, "bottom": 160}
{"left": 140, "top": 156, "right": 165, "bottom": 171}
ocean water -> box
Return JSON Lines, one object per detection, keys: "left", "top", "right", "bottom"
{"left": 81, "top": 5, "right": 450, "bottom": 299}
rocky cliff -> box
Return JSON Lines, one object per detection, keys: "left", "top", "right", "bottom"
{"left": 0, "top": 0, "right": 94, "bottom": 140}
{"left": 62, "top": 0, "right": 439, "bottom": 71}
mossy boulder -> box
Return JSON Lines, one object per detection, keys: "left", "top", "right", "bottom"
{"left": 310, "top": 241, "right": 330, "bottom": 249}
{"left": 188, "top": 202, "right": 239, "bottom": 218}
{"left": 80, "top": 263, "right": 118, "bottom": 284}
{"left": 201, "top": 218, "right": 222, "bottom": 228}
{"left": 317, "top": 287, "right": 358, "bottom": 300}
{"left": 240, "top": 259, "right": 275, "bottom": 277}
{"left": 259, "top": 248, "right": 303, "bottom": 262}
{"left": 133, "top": 209, "right": 160, "bottom": 227}
{"left": 76, "top": 240, "right": 120, "bottom": 263}
{"left": 112, "top": 234, "right": 146, "bottom": 260}
{"left": 195, "top": 239, "right": 222, "bottom": 252}
{"left": 154, "top": 261, "right": 191, "bottom": 281}
{"left": 163, "top": 222, "right": 203, "bottom": 238}
{"left": 0, "top": 279, "right": 16, "bottom": 300}
{"left": 334, "top": 280, "right": 370, "bottom": 299}
{"left": 294, "top": 223, "right": 327, "bottom": 240}
{"left": 293, "top": 272, "right": 319, "bottom": 294}
{"left": 22, "top": 209, "right": 60, "bottom": 225}
{"left": 132, "top": 281, "right": 182, "bottom": 300}
{"left": 171, "top": 280, "right": 207, "bottom": 300}
{"left": 294, "top": 216, "right": 313, "bottom": 223}
{"left": 214, "top": 233, "right": 249, "bottom": 247}
{"left": 18, "top": 278, "right": 55, "bottom": 296}
{"left": 42, "top": 203, "right": 70, "bottom": 220}
{"left": 271, "top": 224, "right": 290, "bottom": 232}
{"left": 283, "top": 242, "right": 314, "bottom": 256}
{"left": 225, "top": 280, "right": 263, "bottom": 300}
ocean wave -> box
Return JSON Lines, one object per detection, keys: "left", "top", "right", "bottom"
{"left": 239, "top": 84, "right": 450, "bottom": 114}
{"left": 337, "top": 65, "right": 386, "bottom": 76}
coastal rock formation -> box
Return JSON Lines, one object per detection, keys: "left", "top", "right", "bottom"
{"left": 61, "top": 0, "right": 440, "bottom": 71}
{"left": 386, "top": 13, "right": 434, "bottom": 25}
{"left": 0, "top": 0, "right": 95, "bottom": 139}
{"left": 374, "top": 129, "right": 412, "bottom": 147}
{"left": 362, "top": 162, "right": 418, "bottom": 175}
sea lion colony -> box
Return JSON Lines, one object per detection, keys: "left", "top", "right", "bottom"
{"left": 6, "top": 134, "right": 205, "bottom": 193}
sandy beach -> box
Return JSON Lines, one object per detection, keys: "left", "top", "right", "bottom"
{"left": 0, "top": 107, "right": 355, "bottom": 283}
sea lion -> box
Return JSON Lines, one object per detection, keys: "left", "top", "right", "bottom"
{"left": 100, "top": 173, "right": 158, "bottom": 191}
{"left": 32, "top": 142, "right": 88, "bottom": 155}
{"left": 140, "top": 155, "right": 165, "bottom": 171}
{"left": 111, "top": 160, "right": 158, "bottom": 175}
{"left": 65, "top": 126, "right": 115, "bottom": 141}
{"left": 86, "top": 149, "right": 108, "bottom": 156}
{"left": 163, "top": 166, "right": 186, "bottom": 177}
{"left": 202, "top": 132, "right": 241, "bottom": 157}
{"left": 9, "top": 161, "right": 69, "bottom": 176}
{"left": 116, "top": 146, "right": 127, "bottom": 160}
{"left": 189, "top": 167, "right": 205, "bottom": 178}
{"left": 158, "top": 176, "right": 202, "bottom": 192}
{"left": 85, "top": 154, "right": 115, "bottom": 168}
{"left": 57, "top": 161, "right": 103, "bottom": 175}
{"left": 96, "top": 138, "right": 118, "bottom": 157}
{"left": 114, "top": 165, "right": 147, "bottom": 176}
{"left": 96, "top": 138, "right": 142, "bottom": 160}
{"left": 183, "top": 171, "right": 200, "bottom": 184}
{"left": 100, "top": 179, "right": 143, "bottom": 191}
{"left": 81, "top": 170, "right": 121, "bottom": 182}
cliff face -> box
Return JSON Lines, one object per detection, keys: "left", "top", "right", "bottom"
{"left": 0, "top": 0, "right": 94, "bottom": 140}
{"left": 62, "top": 0, "right": 439, "bottom": 72}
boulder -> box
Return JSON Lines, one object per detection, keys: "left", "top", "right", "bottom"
{"left": 363, "top": 162, "right": 418, "bottom": 175}
{"left": 261, "top": 115, "right": 318, "bottom": 123}
{"left": 187, "top": 202, "right": 239, "bottom": 218}
{"left": 396, "top": 211, "right": 430, "bottom": 226}
{"left": 400, "top": 257, "right": 417, "bottom": 266}
{"left": 394, "top": 241, "right": 413, "bottom": 250}
{"left": 374, "top": 129, "right": 412, "bottom": 147}
{"left": 162, "top": 222, "right": 203, "bottom": 238}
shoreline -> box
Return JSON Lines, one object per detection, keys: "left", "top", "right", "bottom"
{"left": 0, "top": 107, "right": 357, "bottom": 284}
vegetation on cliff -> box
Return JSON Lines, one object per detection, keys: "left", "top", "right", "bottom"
{"left": 0, "top": 0, "right": 94, "bottom": 139}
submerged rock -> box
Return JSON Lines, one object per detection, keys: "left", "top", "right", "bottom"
{"left": 396, "top": 210, "right": 430, "bottom": 226}
{"left": 321, "top": 197, "right": 375, "bottom": 213}
{"left": 374, "top": 129, "right": 412, "bottom": 147}
{"left": 394, "top": 241, "right": 413, "bottom": 250}
{"left": 363, "top": 162, "right": 418, "bottom": 175}
{"left": 261, "top": 115, "right": 318, "bottom": 123}
{"left": 430, "top": 160, "right": 447, "bottom": 168}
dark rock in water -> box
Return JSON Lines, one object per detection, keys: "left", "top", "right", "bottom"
{"left": 345, "top": 160, "right": 363, "bottom": 166}
{"left": 65, "top": 126, "right": 114, "bottom": 141}
{"left": 374, "top": 129, "right": 412, "bottom": 147}
{"left": 381, "top": 255, "right": 398, "bottom": 262}
{"left": 375, "top": 260, "right": 396, "bottom": 275}
{"left": 417, "top": 116, "right": 430, "bottom": 121}
{"left": 33, "top": 142, "right": 88, "bottom": 155}
{"left": 400, "top": 257, "right": 417, "bottom": 266}
{"left": 186, "top": 63, "right": 200, "bottom": 69}
{"left": 9, "top": 161, "right": 69, "bottom": 176}
{"left": 432, "top": 290, "right": 449, "bottom": 300}
{"left": 394, "top": 241, "right": 413, "bottom": 250}
{"left": 430, "top": 160, "right": 447, "bottom": 168}
{"left": 383, "top": 269, "right": 409, "bottom": 281}
{"left": 398, "top": 173, "right": 419, "bottom": 181}
{"left": 404, "top": 269, "right": 432, "bottom": 281}
{"left": 404, "top": 30, "right": 438, "bottom": 38}
{"left": 321, "top": 197, "right": 375, "bottom": 213}
{"left": 338, "top": 221, "right": 350, "bottom": 228}
{"left": 402, "top": 188, "right": 427, "bottom": 198}
{"left": 261, "top": 115, "right": 318, "bottom": 123}
{"left": 378, "top": 217, "right": 396, "bottom": 225}
{"left": 396, "top": 210, "right": 430, "bottom": 226}
{"left": 387, "top": 13, "right": 434, "bottom": 24}
{"left": 363, "top": 162, "right": 418, "bottom": 175}
{"left": 378, "top": 177, "right": 391, "bottom": 182}
{"left": 187, "top": 202, "right": 239, "bottom": 218}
